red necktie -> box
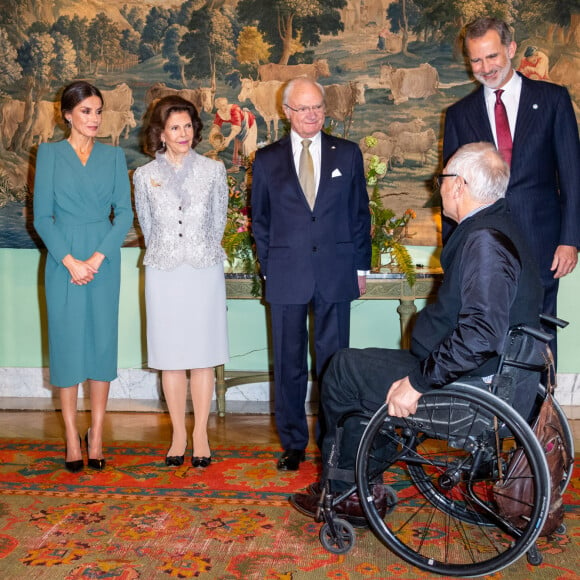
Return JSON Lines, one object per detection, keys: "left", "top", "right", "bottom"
{"left": 494, "top": 89, "right": 512, "bottom": 166}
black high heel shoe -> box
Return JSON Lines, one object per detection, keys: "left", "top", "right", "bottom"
{"left": 192, "top": 456, "right": 211, "bottom": 468}
{"left": 65, "top": 435, "right": 84, "bottom": 473}
{"left": 85, "top": 429, "right": 106, "bottom": 471}
{"left": 165, "top": 454, "right": 185, "bottom": 466}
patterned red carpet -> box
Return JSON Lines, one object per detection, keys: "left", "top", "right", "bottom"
{"left": 0, "top": 439, "right": 577, "bottom": 579}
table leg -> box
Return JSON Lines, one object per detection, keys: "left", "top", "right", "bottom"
{"left": 397, "top": 299, "right": 417, "bottom": 349}
{"left": 215, "top": 364, "right": 226, "bottom": 417}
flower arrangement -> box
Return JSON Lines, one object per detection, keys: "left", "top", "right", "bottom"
{"left": 222, "top": 172, "right": 262, "bottom": 295}
{"left": 365, "top": 137, "right": 417, "bottom": 286}
{"left": 223, "top": 174, "right": 254, "bottom": 271}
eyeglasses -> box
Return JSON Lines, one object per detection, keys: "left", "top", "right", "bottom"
{"left": 284, "top": 103, "right": 325, "bottom": 114}
{"left": 436, "top": 173, "right": 467, "bottom": 187}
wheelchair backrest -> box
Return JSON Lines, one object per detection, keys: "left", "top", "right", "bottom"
{"left": 497, "top": 326, "right": 552, "bottom": 375}
{"left": 492, "top": 324, "right": 554, "bottom": 418}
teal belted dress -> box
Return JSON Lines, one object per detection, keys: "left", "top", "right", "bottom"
{"left": 33, "top": 140, "right": 133, "bottom": 387}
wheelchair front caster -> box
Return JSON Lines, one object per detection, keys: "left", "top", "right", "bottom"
{"left": 526, "top": 544, "right": 543, "bottom": 566}
{"left": 319, "top": 518, "right": 356, "bottom": 554}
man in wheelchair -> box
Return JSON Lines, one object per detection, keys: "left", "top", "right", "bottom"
{"left": 290, "top": 142, "right": 545, "bottom": 527}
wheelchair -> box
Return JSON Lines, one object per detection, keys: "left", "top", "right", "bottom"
{"left": 315, "top": 315, "right": 574, "bottom": 577}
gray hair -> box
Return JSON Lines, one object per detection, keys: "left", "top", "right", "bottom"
{"left": 282, "top": 77, "right": 325, "bottom": 106}
{"left": 463, "top": 17, "right": 513, "bottom": 54}
{"left": 446, "top": 142, "right": 510, "bottom": 204}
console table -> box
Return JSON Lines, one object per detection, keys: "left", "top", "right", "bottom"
{"left": 215, "top": 270, "right": 442, "bottom": 416}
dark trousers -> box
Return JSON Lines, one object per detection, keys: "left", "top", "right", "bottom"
{"left": 320, "top": 347, "right": 539, "bottom": 492}
{"left": 270, "top": 292, "right": 351, "bottom": 451}
{"left": 541, "top": 275, "right": 559, "bottom": 367}
{"left": 320, "top": 348, "right": 420, "bottom": 491}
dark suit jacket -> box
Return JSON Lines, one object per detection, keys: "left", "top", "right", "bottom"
{"left": 443, "top": 73, "right": 580, "bottom": 278}
{"left": 251, "top": 131, "right": 371, "bottom": 304}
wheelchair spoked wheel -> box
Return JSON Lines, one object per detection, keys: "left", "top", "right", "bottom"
{"left": 406, "top": 448, "right": 497, "bottom": 526}
{"left": 356, "top": 383, "right": 550, "bottom": 578}
{"left": 406, "top": 384, "right": 574, "bottom": 527}
{"left": 319, "top": 518, "right": 356, "bottom": 554}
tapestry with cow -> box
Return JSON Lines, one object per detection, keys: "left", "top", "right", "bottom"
{"left": 0, "top": 0, "right": 578, "bottom": 252}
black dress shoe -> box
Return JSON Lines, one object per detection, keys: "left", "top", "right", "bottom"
{"left": 85, "top": 430, "right": 106, "bottom": 471}
{"left": 277, "top": 449, "right": 306, "bottom": 471}
{"left": 192, "top": 456, "right": 212, "bottom": 468}
{"left": 307, "top": 481, "right": 322, "bottom": 495}
{"left": 166, "top": 455, "right": 185, "bottom": 466}
{"left": 290, "top": 485, "right": 393, "bottom": 528}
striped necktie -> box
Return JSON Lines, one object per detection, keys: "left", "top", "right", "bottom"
{"left": 494, "top": 89, "right": 512, "bottom": 166}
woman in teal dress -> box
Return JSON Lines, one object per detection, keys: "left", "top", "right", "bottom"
{"left": 33, "top": 81, "right": 133, "bottom": 472}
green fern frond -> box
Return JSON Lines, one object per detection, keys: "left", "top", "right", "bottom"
{"left": 390, "top": 243, "right": 416, "bottom": 286}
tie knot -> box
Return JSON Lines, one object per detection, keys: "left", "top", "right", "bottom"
{"left": 495, "top": 89, "right": 504, "bottom": 102}
{"left": 302, "top": 139, "right": 312, "bottom": 150}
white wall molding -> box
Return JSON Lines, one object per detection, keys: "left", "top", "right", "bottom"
{"left": 1, "top": 367, "right": 578, "bottom": 412}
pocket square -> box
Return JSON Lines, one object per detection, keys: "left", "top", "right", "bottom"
{"left": 331, "top": 168, "right": 342, "bottom": 178}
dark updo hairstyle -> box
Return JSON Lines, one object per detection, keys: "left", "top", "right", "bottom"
{"left": 60, "top": 81, "right": 103, "bottom": 128}
{"left": 143, "top": 95, "right": 203, "bottom": 157}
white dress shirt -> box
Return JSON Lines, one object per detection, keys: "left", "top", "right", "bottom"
{"left": 290, "top": 130, "right": 322, "bottom": 197}
{"left": 483, "top": 70, "right": 522, "bottom": 145}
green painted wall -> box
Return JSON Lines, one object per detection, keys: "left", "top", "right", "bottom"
{"left": 1, "top": 247, "right": 578, "bottom": 373}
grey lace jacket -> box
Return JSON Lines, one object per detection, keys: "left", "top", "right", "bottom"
{"left": 133, "top": 150, "right": 228, "bottom": 271}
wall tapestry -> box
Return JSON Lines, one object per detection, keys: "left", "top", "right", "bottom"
{"left": 1, "top": 0, "right": 579, "bottom": 263}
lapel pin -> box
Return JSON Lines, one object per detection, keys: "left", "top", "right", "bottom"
{"left": 533, "top": 104, "right": 538, "bottom": 109}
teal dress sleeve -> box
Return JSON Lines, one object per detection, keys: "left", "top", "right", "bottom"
{"left": 95, "top": 146, "right": 133, "bottom": 259}
{"left": 33, "top": 143, "right": 71, "bottom": 263}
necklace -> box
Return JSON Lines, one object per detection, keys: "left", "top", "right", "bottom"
{"left": 68, "top": 138, "right": 94, "bottom": 165}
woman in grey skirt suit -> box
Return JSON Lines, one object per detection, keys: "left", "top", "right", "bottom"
{"left": 134, "top": 96, "right": 229, "bottom": 468}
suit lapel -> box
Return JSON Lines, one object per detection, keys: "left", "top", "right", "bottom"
{"left": 280, "top": 135, "right": 316, "bottom": 210}
{"left": 318, "top": 133, "right": 338, "bottom": 203}
{"left": 283, "top": 133, "right": 340, "bottom": 210}
{"left": 513, "top": 74, "right": 538, "bottom": 149}
{"left": 470, "top": 87, "right": 495, "bottom": 142}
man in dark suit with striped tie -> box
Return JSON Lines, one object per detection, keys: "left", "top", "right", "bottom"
{"left": 251, "top": 77, "right": 371, "bottom": 471}
{"left": 443, "top": 17, "right": 580, "bottom": 356}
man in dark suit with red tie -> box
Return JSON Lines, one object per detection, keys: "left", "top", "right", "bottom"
{"left": 251, "top": 77, "right": 371, "bottom": 471}
{"left": 443, "top": 17, "right": 580, "bottom": 352}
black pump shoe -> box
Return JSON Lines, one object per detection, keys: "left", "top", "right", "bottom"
{"left": 65, "top": 459, "right": 84, "bottom": 473}
{"left": 192, "top": 456, "right": 211, "bottom": 468}
{"left": 85, "top": 430, "right": 106, "bottom": 471}
{"left": 87, "top": 457, "right": 106, "bottom": 470}
{"left": 65, "top": 435, "right": 84, "bottom": 473}
{"left": 165, "top": 455, "right": 185, "bottom": 466}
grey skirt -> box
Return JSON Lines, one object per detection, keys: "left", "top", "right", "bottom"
{"left": 145, "top": 262, "right": 229, "bottom": 370}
